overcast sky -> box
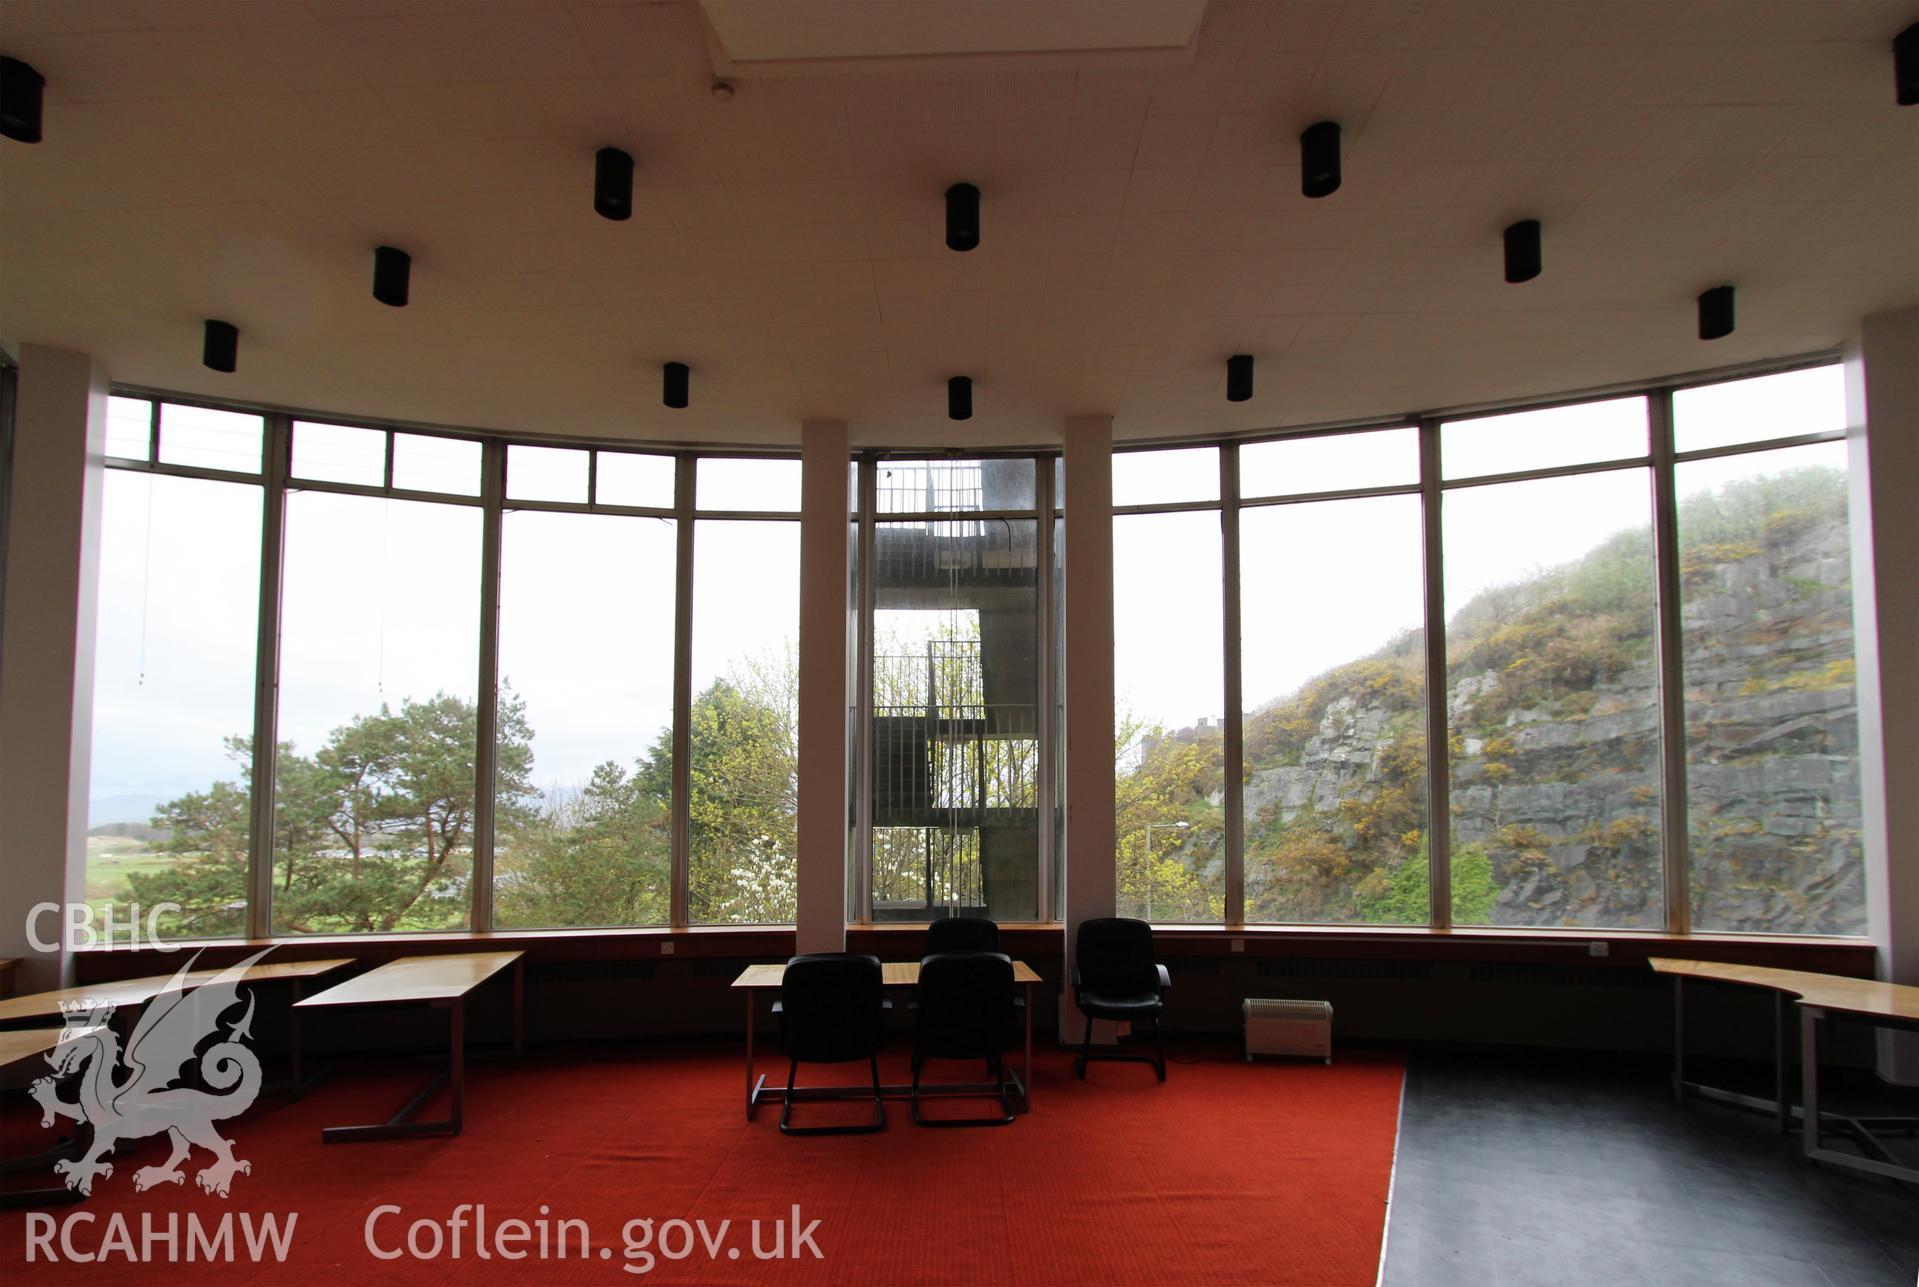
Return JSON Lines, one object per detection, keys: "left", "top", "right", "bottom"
{"left": 87, "top": 366, "right": 1846, "bottom": 817}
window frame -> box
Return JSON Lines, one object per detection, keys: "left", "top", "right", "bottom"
{"left": 1112, "top": 351, "right": 1857, "bottom": 937}
{"left": 99, "top": 348, "right": 1860, "bottom": 943}
{"left": 102, "top": 389, "right": 805, "bottom": 937}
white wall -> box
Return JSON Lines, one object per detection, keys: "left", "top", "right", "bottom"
{"left": 1061, "top": 415, "right": 1117, "bottom": 1032}
{"left": 1845, "top": 307, "right": 1919, "bottom": 1083}
{"left": 0, "top": 346, "right": 109, "bottom": 993}
{"left": 794, "top": 418, "right": 849, "bottom": 955}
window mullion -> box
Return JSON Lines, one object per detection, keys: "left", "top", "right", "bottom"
{"left": 670, "top": 455, "right": 695, "bottom": 928}
{"left": 1221, "top": 442, "right": 1245, "bottom": 928}
{"left": 470, "top": 438, "right": 505, "bottom": 933}
{"left": 1418, "top": 419, "right": 1452, "bottom": 930}
{"left": 244, "top": 413, "right": 289, "bottom": 940}
{"left": 1650, "top": 390, "right": 1692, "bottom": 935}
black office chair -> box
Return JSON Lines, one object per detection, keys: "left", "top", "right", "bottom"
{"left": 911, "top": 951, "right": 1019, "bottom": 1127}
{"left": 1072, "top": 917, "right": 1170, "bottom": 1082}
{"left": 926, "top": 915, "right": 999, "bottom": 955}
{"left": 775, "top": 953, "right": 888, "bottom": 1135}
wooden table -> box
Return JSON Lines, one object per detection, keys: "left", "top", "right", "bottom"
{"left": 0, "top": 958, "right": 354, "bottom": 1099}
{"left": 0, "top": 1026, "right": 102, "bottom": 1211}
{"left": 1650, "top": 957, "right": 1919, "bottom": 1185}
{"left": 1794, "top": 976, "right": 1919, "bottom": 1185}
{"left": 732, "top": 959, "right": 1041, "bottom": 1121}
{"left": 295, "top": 952, "right": 523, "bottom": 1143}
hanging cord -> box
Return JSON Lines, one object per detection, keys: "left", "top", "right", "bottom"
{"left": 135, "top": 476, "right": 156, "bottom": 686}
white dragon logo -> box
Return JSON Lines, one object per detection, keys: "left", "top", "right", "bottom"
{"left": 31, "top": 948, "right": 271, "bottom": 1198}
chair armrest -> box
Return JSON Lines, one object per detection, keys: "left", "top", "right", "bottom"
{"left": 770, "top": 1000, "right": 784, "bottom": 1015}
{"left": 880, "top": 999, "right": 894, "bottom": 1011}
{"left": 1156, "top": 964, "right": 1172, "bottom": 990}
{"left": 1071, "top": 964, "right": 1082, "bottom": 987}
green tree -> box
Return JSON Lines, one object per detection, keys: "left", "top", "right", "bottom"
{"left": 1115, "top": 712, "right": 1224, "bottom": 922}
{"left": 133, "top": 690, "right": 534, "bottom": 934}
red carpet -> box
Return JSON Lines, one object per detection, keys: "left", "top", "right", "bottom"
{"left": 3, "top": 1043, "right": 1402, "bottom": 1285}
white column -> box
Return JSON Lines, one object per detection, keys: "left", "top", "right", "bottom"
{"left": 1845, "top": 307, "right": 1919, "bottom": 1083}
{"left": 0, "top": 346, "right": 110, "bottom": 994}
{"left": 794, "top": 419, "right": 849, "bottom": 955}
{"left": 1061, "top": 415, "right": 1117, "bottom": 1034}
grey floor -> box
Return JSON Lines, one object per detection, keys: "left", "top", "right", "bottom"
{"left": 1380, "top": 1049, "right": 1919, "bottom": 1287}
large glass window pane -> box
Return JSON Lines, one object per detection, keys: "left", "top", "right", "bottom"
{"left": 1678, "top": 441, "right": 1863, "bottom": 934}
{"left": 87, "top": 473, "right": 260, "bottom": 941}
{"left": 1443, "top": 397, "right": 1646, "bottom": 480}
{"left": 1113, "top": 446, "right": 1217, "bottom": 507}
{"left": 1444, "top": 468, "right": 1662, "bottom": 928}
{"left": 292, "top": 421, "right": 385, "bottom": 486}
{"left": 393, "top": 433, "right": 481, "bottom": 496}
{"left": 1242, "top": 495, "right": 1427, "bottom": 923}
{"left": 275, "top": 492, "right": 481, "bottom": 933}
{"left": 493, "top": 512, "right": 676, "bottom": 929}
{"left": 1114, "top": 509, "right": 1223, "bottom": 923}
{"left": 698, "top": 457, "right": 801, "bottom": 512}
{"left": 876, "top": 457, "right": 1034, "bottom": 514}
{"left": 1673, "top": 366, "right": 1846, "bottom": 454}
{"left": 508, "top": 444, "right": 589, "bottom": 503}
{"left": 106, "top": 396, "right": 152, "bottom": 461}
{"left": 870, "top": 460, "right": 1041, "bottom": 921}
{"left": 159, "top": 403, "right": 262, "bottom": 474}
{"left": 690, "top": 520, "right": 801, "bottom": 924}
{"left": 595, "top": 451, "right": 675, "bottom": 509}
{"left": 1241, "top": 428, "right": 1418, "bottom": 498}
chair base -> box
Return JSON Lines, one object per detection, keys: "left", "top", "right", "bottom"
{"left": 1076, "top": 1012, "right": 1167, "bottom": 1082}
{"left": 912, "top": 1055, "right": 1015, "bottom": 1127}
{"left": 779, "top": 1056, "right": 886, "bottom": 1136}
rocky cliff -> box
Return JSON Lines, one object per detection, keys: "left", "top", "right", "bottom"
{"left": 1236, "top": 466, "right": 1864, "bottom": 935}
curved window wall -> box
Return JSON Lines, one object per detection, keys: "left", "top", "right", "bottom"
{"left": 84, "top": 358, "right": 1864, "bottom": 940}
{"left": 1116, "top": 360, "right": 1863, "bottom": 936}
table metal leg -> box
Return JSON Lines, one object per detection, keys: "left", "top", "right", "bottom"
{"left": 1671, "top": 976, "right": 1685, "bottom": 1103}
{"left": 1773, "top": 991, "right": 1790, "bottom": 1134}
{"left": 1801, "top": 1005, "right": 1821, "bottom": 1162}
{"left": 511, "top": 959, "right": 524, "bottom": 1057}
{"left": 449, "top": 999, "right": 465, "bottom": 1134}
{"left": 321, "top": 999, "right": 466, "bottom": 1143}
{"left": 1023, "top": 981, "right": 1033, "bottom": 1112}
{"left": 745, "top": 989, "right": 757, "bottom": 1122}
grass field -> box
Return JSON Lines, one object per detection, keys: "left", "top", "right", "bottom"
{"left": 83, "top": 834, "right": 177, "bottom": 905}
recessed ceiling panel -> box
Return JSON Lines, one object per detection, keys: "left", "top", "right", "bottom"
{"left": 702, "top": 0, "right": 1207, "bottom": 63}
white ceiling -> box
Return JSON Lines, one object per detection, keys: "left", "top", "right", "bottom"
{"left": 0, "top": 0, "right": 1914, "bottom": 448}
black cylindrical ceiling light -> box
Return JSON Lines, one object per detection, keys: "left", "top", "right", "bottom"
{"left": 1226, "top": 353, "right": 1254, "bottom": 403}
{"left": 203, "top": 320, "right": 239, "bottom": 373}
{"left": 1698, "top": 286, "right": 1735, "bottom": 340}
{"left": 1896, "top": 22, "right": 1918, "bottom": 106}
{"left": 945, "top": 182, "right": 980, "bottom": 252}
{"left": 1300, "top": 121, "right": 1340, "bottom": 199}
{"left": 372, "top": 245, "right": 411, "bottom": 307}
{"left": 0, "top": 55, "right": 45, "bottom": 144}
{"left": 947, "top": 375, "right": 973, "bottom": 421}
{"left": 595, "top": 146, "right": 634, "bottom": 221}
{"left": 663, "top": 361, "right": 689, "bottom": 409}
{"left": 1503, "top": 219, "right": 1542, "bottom": 283}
